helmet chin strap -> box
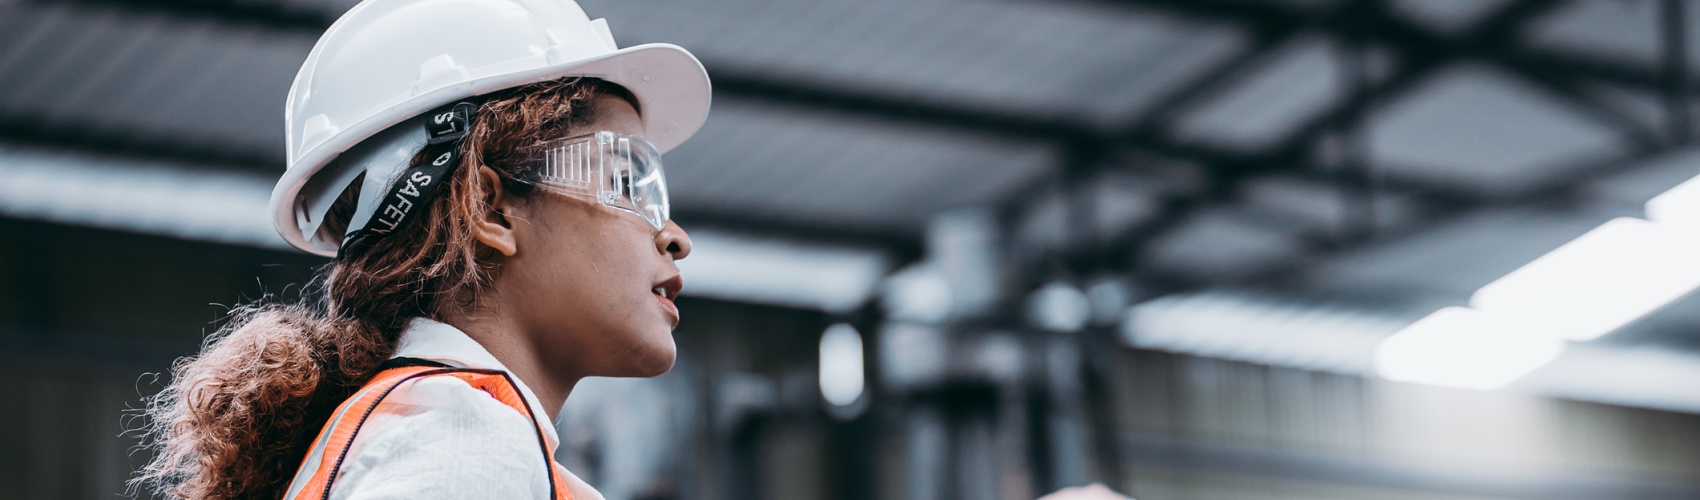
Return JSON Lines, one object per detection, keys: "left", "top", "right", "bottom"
{"left": 337, "top": 101, "right": 480, "bottom": 260}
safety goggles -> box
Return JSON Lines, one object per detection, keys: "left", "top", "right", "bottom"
{"left": 519, "top": 131, "right": 670, "bottom": 231}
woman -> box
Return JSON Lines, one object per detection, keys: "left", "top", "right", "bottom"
{"left": 132, "top": 0, "right": 707, "bottom": 498}
{"left": 130, "top": 0, "right": 1138, "bottom": 498}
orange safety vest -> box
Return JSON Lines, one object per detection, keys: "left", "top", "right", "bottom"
{"left": 281, "top": 364, "right": 574, "bottom": 500}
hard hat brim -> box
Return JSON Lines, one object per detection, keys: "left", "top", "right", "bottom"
{"left": 270, "top": 43, "right": 711, "bottom": 256}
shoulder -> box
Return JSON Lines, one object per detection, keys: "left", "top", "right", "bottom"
{"left": 326, "top": 374, "right": 552, "bottom": 500}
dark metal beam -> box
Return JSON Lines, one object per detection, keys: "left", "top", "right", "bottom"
{"left": 1113, "top": 143, "right": 1673, "bottom": 299}
{"left": 1071, "top": 0, "right": 1592, "bottom": 277}
{"left": 710, "top": 63, "right": 1273, "bottom": 172}
{"left": 711, "top": 64, "right": 1093, "bottom": 143}
{"left": 1119, "top": 0, "right": 1686, "bottom": 92}
{"left": 1665, "top": 0, "right": 1691, "bottom": 144}
{"left": 1053, "top": 0, "right": 1361, "bottom": 275}
{"left": 37, "top": 0, "right": 337, "bottom": 31}
{"left": 1211, "top": 146, "right": 1666, "bottom": 295}
{"left": 1087, "top": 0, "right": 1681, "bottom": 294}
{"left": 1108, "top": 4, "right": 1337, "bottom": 135}
{"left": 1254, "top": 0, "right": 1589, "bottom": 171}
{"left": 1334, "top": 2, "right": 1379, "bottom": 246}
{"left": 1369, "top": 1, "right": 1662, "bottom": 150}
{"left": 1092, "top": 0, "right": 1661, "bottom": 183}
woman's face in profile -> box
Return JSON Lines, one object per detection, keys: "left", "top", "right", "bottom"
{"left": 503, "top": 93, "right": 692, "bottom": 378}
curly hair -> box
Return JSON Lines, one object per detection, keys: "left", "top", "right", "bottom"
{"left": 129, "top": 77, "right": 637, "bottom": 500}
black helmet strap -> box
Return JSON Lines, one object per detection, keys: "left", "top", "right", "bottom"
{"left": 337, "top": 100, "right": 479, "bottom": 260}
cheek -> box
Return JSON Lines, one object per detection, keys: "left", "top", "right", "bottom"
{"left": 516, "top": 209, "right": 674, "bottom": 373}
{"left": 532, "top": 230, "right": 649, "bottom": 319}
{"left": 547, "top": 239, "right": 676, "bottom": 376}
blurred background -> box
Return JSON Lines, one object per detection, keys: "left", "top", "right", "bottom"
{"left": 4, "top": 0, "right": 1700, "bottom": 498}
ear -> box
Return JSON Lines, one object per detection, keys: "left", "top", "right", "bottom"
{"left": 469, "top": 165, "right": 520, "bottom": 257}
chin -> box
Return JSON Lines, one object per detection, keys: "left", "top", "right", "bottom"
{"left": 628, "top": 345, "right": 676, "bottom": 377}
{"left": 619, "top": 331, "right": 676, "bottom": 377}
{"left": 634, "top": 354, "right": 675, "bottom": 377}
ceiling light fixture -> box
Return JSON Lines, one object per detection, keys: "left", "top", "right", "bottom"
{"left": 1377, "top": 170, "right": 1700, "bottom": 389}
{"left": 1375, "top": 307, "right": 1567, "bottom": 390}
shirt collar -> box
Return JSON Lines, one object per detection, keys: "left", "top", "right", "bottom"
{"left": 392, "top": 317, "right": 560, "bottom": 443}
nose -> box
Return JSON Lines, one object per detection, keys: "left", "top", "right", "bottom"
{"left": 656, "top": 220, "right": 691, "bottom": 260}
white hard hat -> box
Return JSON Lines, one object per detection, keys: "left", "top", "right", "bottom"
{"left": 270, "top": 0, "right": 712, "bottom": 256}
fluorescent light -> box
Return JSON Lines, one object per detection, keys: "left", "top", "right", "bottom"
{"left": 1375, "top": 307, "right": 1567, "bottom": 390}
{"left": 1469, "top": 217, "right": 1700, "bottom": 341}
{"left": 1645, "top": 173, "right": 1700, "bottom": 227}
{"left": 1124, "top": 293, "right": 1700, "bottom": 410}
{"left": 1121, "top": 293, "right": 1397, "bottom": 375}
{"left": 1378, "top": 169, "right": 1700, "bottom": 390}
{"left": 818, "top": 323, "right": 865, "bottom": 407}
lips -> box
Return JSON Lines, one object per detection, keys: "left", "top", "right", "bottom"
{"left": 652, "top": 275, "right": 682, "bottom": 301}
{"left": 652, "top": 274, "right": 683, "bottom": 326}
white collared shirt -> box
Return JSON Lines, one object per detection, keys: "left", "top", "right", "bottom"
{"left": 328, "top": 318, "right": 604, "bottom": 500}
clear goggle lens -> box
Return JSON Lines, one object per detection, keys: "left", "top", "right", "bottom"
{"left": 526, "top": 131, "right": 669, "bottom": 231}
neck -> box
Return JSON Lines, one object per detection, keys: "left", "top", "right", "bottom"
{"left": 441, "top": 310, "right": 578, "bottom": 422}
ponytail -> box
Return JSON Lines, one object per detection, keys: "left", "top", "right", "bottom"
{"left": 132, "top": 305, "right": 378, "bottom": 499}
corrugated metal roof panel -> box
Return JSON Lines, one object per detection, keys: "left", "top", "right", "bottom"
{"left": 0, "top": 2, "right": 311, "bottom": 164}
{"left": 1367, "top": 64, "right": 1626, "bottom": 195}
{"left": 1523, "top": 0, "right": 1700, "bottom": 72}
{"left": 1168, "top": 36, "right": 1344, "bottom": 151}
{"left": 667, "top": 100, "right": 1053, "bottom": 232}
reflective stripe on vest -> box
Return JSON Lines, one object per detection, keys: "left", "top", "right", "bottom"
{"left": 282, "top": 366, "right": 574, "bottom": 500}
